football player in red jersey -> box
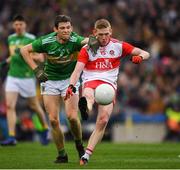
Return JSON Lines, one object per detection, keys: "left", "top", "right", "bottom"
{"left": 66, "top": 19, "right": 150, "bottom": 165}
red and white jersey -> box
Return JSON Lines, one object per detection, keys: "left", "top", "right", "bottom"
{"left": 78, "top": 38, "right": 134, "bottom": 89}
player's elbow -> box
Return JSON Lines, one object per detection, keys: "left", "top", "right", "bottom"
{"left": 20, "top": 45, "right": 31, "bottom": 57}
{"left": 142, "top": 51, "right": 150, "bottom": 60}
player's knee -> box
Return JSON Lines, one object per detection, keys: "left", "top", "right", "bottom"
{"left": 67, "top": 116, "right": 78, "bottom": 124}
{"left": 6, "top": 102, "right": 15, "bottom": 111}
{"left": 97, "top": 115, "right": 109, "bottom": 129}
{"left": 29, "top": 102, "right": 37, "bottom": 111}
{"left": 50, "top": 117, "right": 59, "bottom": 128}
{"left": 66, "top": 110, "right": 78, "bottom": 120}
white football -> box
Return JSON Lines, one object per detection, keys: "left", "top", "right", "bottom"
{"left": 95, "top": 84, "right": 115, "bottom": 105}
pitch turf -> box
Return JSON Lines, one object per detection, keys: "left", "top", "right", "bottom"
{"left": 0, "top": 142, "right": 180, "bottom": 169}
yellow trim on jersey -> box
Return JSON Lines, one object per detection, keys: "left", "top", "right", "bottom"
{"left": 9, "top": 45, "right": 24, "bottom": 56}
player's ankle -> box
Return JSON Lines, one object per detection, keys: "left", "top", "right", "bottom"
{"left": 86, "top": 147, "right": 93, "bottom": 155}
{"left": 58, "top": 148, "right": 67, "bottom": 157}
{"left": 75, "top": 139, "right": 83, "bottom": 146}
{"left": 43, "top": 126, "right": 49, "bottom": 130}
{"left": 9, "top": 136, "right": 16, "bottom": 139}
{"left": 83, "top": 147, "right": 93, "bottom": 160}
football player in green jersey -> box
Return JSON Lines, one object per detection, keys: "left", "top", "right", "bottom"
{"left": 0, "top": 15, "right": 49, "bottom": 146}
{"left": 21, "top": 15, "right": 99, "bottom": 163}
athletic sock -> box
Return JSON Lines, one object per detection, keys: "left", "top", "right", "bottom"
{"left": 9, "top": 135, "right": 15, "bottom": 140}
{"left": 83, "top": 148, "right": 93, "bottom": 160}
{"left": 9, "top": 132, "right": 15, "bottom": 137}
{"left": 75, "top": 139, "right": 83, "bottom": 146}
{"left": 58, "top": 148, "right": 66, "bottom": 157}
{"left": 43, "top": 125, "right": 49, "bottom": 130}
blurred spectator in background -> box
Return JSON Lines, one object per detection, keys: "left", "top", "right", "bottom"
{"left": 16, "top": 110, "right": 34, "bottom": 141}
{"left": 0, "top": 14, "right": 49, "bottom": 146}
{"left": 0, "top": 81, "right": 8, "bottom": 140}
{"left": 164, "top": 94, "right": 180, "bottom": 142}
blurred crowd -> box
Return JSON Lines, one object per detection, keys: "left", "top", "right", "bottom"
{"left": 0, "top": 0, "right": 180, "bottom": 140}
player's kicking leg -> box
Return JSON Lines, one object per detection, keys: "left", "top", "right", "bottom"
{"left": 78, "top": 96, "right": 89, "bottom": 120}
{"left": 78, "top": 87, "right": 95, "bottom": 121}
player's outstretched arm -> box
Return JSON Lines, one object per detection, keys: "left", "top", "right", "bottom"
{"left": 130, "top": 47, "right": 150, "bottom": 64}
{"left": 81, "top": 36, "right": 99, "bottom": 54}
{"left": 81, "top": 37, "right": 89, "bottom": 45}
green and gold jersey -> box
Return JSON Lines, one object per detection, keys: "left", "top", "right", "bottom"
{"left": 32, "top": 32, "right": 85, "bottom": 80}
{"left": 8, "top": 33, "right": 35, "bottom": 78}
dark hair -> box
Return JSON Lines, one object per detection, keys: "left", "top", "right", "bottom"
{"left": 94, "top": 19, "right": 111, "bottom": 29}
{"left": 12, "top": 14, "right": 26, "bottom": 22}
{"left": 54, "top": 15, "right": 72, "bottom": 28}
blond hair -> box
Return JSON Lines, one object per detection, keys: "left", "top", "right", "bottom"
{"left": 94, "top": 19, "right": 111, "bottom": 29}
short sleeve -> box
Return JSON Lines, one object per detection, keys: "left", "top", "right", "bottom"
{"left": 72, "top": 32, "right": 85, "bottom": 51}
{"left": 77, "top": 47, "right": 89, "bottom": 64}
{"left": 76, "top": 35, "right": 85, "bottom": 46}
{"left": 122, "top": 42, "right": 134, "bottom": 57}
{"left": 32, "top": 38, "right": 44, "bottom": 53}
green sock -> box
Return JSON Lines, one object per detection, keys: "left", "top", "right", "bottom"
{"left": 58, "top": 148, "right": 66, "bottom": 157}
{"left": 75, "top": 139, "right": 82, "bottom": 146}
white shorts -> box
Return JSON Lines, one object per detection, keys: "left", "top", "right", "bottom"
{"left": 40, "top": 78, "right": 80, "bottom": 97}
{"left": 5, "top": 76, "right": 36, "bottom": 98}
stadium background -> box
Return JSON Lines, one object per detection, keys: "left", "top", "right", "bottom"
{"left": 0, "top": 0, "right": 180, "bottom": 143}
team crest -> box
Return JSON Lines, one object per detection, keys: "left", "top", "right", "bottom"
{"left": 109, "top": 50, "right": 115, "bottom": 55}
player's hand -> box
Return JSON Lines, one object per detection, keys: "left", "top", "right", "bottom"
{"left": 88, "top": 35, "right": 99, "bottom": 55}
{"left": 33, "top": 66, "right": 48, "bottom": 83}
{"left": 131, "top": 56, "right": 143, "bottom": 64}
{"left": 64, "top": 84, "right": 76, "bottom": 100}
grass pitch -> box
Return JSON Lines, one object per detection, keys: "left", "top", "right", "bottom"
{"left": 0, "top": 142, "right": 180, "bottom": 169}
